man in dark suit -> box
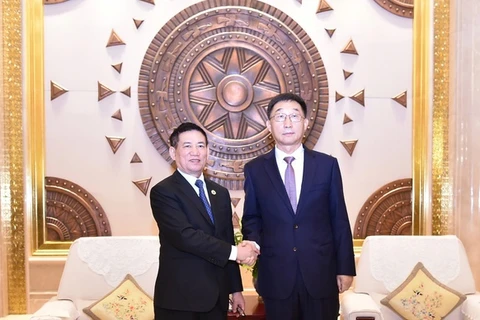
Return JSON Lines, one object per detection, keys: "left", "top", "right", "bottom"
{"left": 151, "top": 122, "right": 259, "bottom": 320}
{"left": 242, "top": 93, "right": 356, "bottom": 319}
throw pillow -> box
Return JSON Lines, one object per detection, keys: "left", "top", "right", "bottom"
{"left": 83, "top": 274, "right": 154, "bottom": 320}
{"left": 380, "top": 262, "right": 466, "bottom": 320}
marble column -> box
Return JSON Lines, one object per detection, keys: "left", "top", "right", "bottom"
{"left": 451, "top": 0, "right": 480, "bottom": 291}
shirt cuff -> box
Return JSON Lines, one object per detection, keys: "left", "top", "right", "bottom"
{"left": 229, "top": 245, "right": 237, "bottom": 261}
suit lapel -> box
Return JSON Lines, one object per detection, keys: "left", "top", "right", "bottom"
{"left": 173, "top": 171, "right": 214, "bottom": 226}
{"left": 297, "top": 148, "right": 316, "bottom": 215}
{"left": 263, "top": 149, "right": 295, "bottom": 215}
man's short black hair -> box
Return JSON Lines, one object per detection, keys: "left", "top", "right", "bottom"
{"left": 169, "top": 122, "right": 208, "bottom": 148}
{"left": 267, "top": 93, "right": 307, "bottom": 118}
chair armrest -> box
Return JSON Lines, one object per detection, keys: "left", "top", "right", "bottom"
{"left": 31, "top": 297, "right": 79, "bottom": 320}
{"left": 462, "top": 293, "right": 480, "bottom": 320}
{"left": 340, "top": 291, "right": 382, "bottom": 320}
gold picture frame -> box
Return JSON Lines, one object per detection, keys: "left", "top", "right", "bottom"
{"left": 24, "top": 1, "right": 432, "bottom": 257}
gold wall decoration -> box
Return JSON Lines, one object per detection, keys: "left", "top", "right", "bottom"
{"left": 350, "top": 89, "right": 365, "bottom": 107}
{"left": 343, "top": 69, "right": 353, "bottom": 80}
{"left": 317, "top": 0, "right": 333, "bottom": 14}
{"left": 373, "top": 0, "right": 414, "bottom": 18}
{"left": 325, "top": 28, "right": 336, "bottom": 38}
{"left": 341, "top": 39, "right": 359, "bottom": 55}
{"left": 340, "top": 140, "right": 358, "bottom": 156}
{"left": 343, "top": 114, "right": 352, "bottom": 125}
{"left": 45, "top": 177, "right": 112, "bottom": 241}
{"left": 105, "top": 136, "right": 126, "bottom": 154}
{"left": 98, "top": 81, "right": 115, "bottom": 101}
{"left": 133, "top": 19, "right": 144, "bottom": 29}
{"left": 138, "top": 0, "right": 330, "bottom": 190}
{"left": 354, "top": 179, "right": 412, "bottom": 238}
{"left": 130, "top": 153, "right": 142, "bottom": 163}
{"left": 139, "top": 0, "right": 155, "bottom": 5}
{"left": 335, "top": 92, "right": 345, "bottom": 102}
{"left": 50, "top": 80, "right": 68, "bottom": 101}
{"left": 3, "top": 0, "right": 26, "bottom": 313}
{"left": 132, "top": 177, "right": 152, "bottom": 196}
{"left": 106, "top": 30, "right": 125, "bottom": 47}
{"left": 121, "top": 87, "right": 131, "bottom": 98}
{"left": 392, "top": 91, "right": 407, "bottom": 108}
{"left": 111, "top": 109, "right": 122, "bottom": 121}
{"left": 111, "top": 63, "right": 122, "bottom": 73}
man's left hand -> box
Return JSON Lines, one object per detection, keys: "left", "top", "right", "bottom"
{"left": 231, "top": 291, "right": 246, "bottom": 317}
{"left": 337, "top": 275, "right": 354, "bottom": 293}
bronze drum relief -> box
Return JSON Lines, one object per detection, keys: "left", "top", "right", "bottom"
{"left": 45, "top": 177, "right": 112, "bottom": 241}
{"left": 139, "top": 0, "right": 329, "bottom": 189}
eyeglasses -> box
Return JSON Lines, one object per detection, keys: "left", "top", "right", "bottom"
{"left": 270, "top": 113, "right": 304, "bottom": 123}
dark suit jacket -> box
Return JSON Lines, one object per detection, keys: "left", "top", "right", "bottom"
{"left": 150, "top": 170, "right": 243, "bottom": 312}
{"left": 242, "top": 148, "right": 356, "bottom": 299}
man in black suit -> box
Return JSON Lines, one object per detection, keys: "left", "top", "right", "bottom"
{"left": 151, "top": 122, "right": 259, "bottom": 320}
{"left": 242, "top": 93, "right": 356, "bottom": 320}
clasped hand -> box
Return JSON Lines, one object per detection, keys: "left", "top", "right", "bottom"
{"left": 236, "top": 240, "right": 260, "bottom": 266}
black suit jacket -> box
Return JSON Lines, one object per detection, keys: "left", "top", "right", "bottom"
{"left": 150, "top": 170, "right": 242, "bottom": 312}
{"left": 242, "top": 148, "right": 356, "bottom": 299}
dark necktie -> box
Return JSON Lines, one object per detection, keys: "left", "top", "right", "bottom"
{"left": 284, "top": 157, "right": 297, "bottom": 212}
{"left": 195, "top": 179, "right": 214, "bottom": 224}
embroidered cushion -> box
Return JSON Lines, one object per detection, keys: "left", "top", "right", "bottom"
{"left": 380, "top": 262, "right": 466, "bottom": 319}
{"left": 83, "top": 274, "right": 154, "bottom": 320}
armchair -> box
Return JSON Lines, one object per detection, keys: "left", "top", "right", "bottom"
{"left": 341, "top": 235, "right": 480, "bottom": 320}
{"left": 31, "top": 236, "right": 159, "bottom": 320}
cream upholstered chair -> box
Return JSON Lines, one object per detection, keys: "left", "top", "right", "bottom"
{"left": 31, "top": 236, "right": 159, "bottom": 320}
{"left": 341, "top": 235, "right": 480, "bottom": 320}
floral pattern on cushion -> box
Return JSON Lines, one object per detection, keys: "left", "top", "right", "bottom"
{"left": 381, "top": 262, "right": 466, "bottom": 320}
{"left": 83, "top": 274, "right": 154, "bottom": 320}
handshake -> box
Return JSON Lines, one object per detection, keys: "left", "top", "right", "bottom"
{"left": 236, "top": 240, "right": 260, "bottom": 266}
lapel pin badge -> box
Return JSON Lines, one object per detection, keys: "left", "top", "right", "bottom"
{"left": 211, "top": 190, "right": 216, "bottom": 195}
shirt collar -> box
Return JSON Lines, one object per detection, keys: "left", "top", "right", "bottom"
{"left": 177, "top": 169, "right": 205, "bottom": 188}
{"left": 275, "top": 145, "right": 304, "bottom": 161}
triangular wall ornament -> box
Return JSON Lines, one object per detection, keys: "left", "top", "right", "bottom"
{"left": 232, "top": 212, "right": 241, "bottom": 228}
{"left": 341, "top": 39, "right": 359, "bottom": 55}
{"left": 106, "top": 30, "right": 125, "bottom": 47}
{"left": 133, "top": 19, "right": 144, "bottom": 29}
{"left": 105, "top": 136, "right": 126, "bottom": 154}
{"left": 392, "top": 90, "right": 407, "bottom": 108}
{"left": 50, "top": 81, "right": 68, "bottom": 100}
{"left": 343, "top": 114, "right": 353, "bottom": 125}
{"left": 343, "top": 69, "right": 353, "bottom": 80}
{"left": 335, "top": 91, "right": 345, "bottom": 102}
{"left": 130, "top": 153, "right": 143, "bottom": 163}
{"left": 121, "top": 87, "right": 131, "bottom": 98}
{"left": 317, "top": 0, "right": 333, "bottom": 13}
{"left": 350, "top": 89, "right": 365, "bottom": 106}
{"left": 139, "top": 0, "right": 155, "bottom": 4}
{"left": 296, "top": 0, "right": 302, "bottom": 3}
{"left": 231, "top": 198, "right": 241, "bottom": 208}
{"left": 112, "top": 63, "right": 123, "bottom": 74}
{"left": 325, "top": 29, "right": 336, "bottom": 38}
{"left": 340, "top": 140, "right": 358, "bottom": 156}
{"left": 111, "top": 109, "right": 123, "bottom": 121}
{"left": 98, "top": 82, "right": 115, "bottom": 101}
{"left": 133, "top": 177, "right": 152, "bottom": 196}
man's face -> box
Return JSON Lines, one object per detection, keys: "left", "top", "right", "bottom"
{"left": 169, "top": 130, "right": 208, "bottom": 178}
{"left": 267, "top": 100, "right": 308, "bottom": 151}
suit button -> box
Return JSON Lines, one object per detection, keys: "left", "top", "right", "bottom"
{"left": 294, "top": 225, "right": 299, "bottom": 229}
{"left": 293, "top": 247, "right": 297, "bottom": 252}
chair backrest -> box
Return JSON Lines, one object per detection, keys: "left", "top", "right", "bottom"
{"left": 57, "top": 236, "right": 159, "bottom": 301}
{"left": 354, "top": 235, "right": 476, "bottom": 295}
